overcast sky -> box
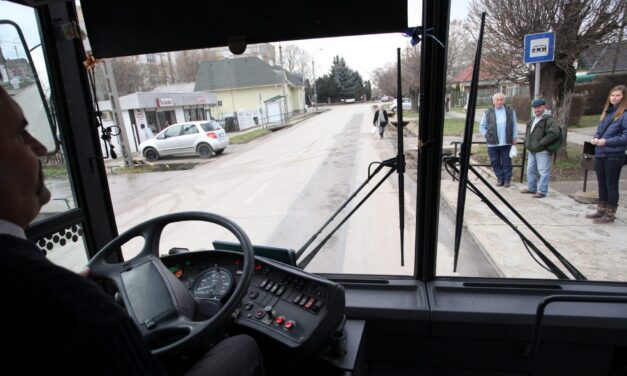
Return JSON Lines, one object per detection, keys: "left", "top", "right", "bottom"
{"left": 292, "top": 0, "right": 470, "bottom": 81}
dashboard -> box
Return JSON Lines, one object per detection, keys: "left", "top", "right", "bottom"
{"left": 160, "top": 250, "right": 345, "bottom": 354}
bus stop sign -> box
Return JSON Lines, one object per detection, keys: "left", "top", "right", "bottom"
{"left": 524, "top": 32, "right": 555, "bottom": 64}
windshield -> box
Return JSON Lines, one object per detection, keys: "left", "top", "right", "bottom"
{"left": 13, "top": 0, "right": 625, "bottom": 281}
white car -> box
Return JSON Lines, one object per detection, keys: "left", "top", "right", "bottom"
{"left": 139, "top": 120, "right": 229, "bottom": 161}
{"left": 390, "top": 98, "right": 412, "bottom": 112}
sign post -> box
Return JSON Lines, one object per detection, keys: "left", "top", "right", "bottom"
{"left": 523, "top": 32, "right": 555, "bottom": 100}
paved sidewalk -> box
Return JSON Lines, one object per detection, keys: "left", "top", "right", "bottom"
{"left": 439, "top": 159, "right": 627, "bottom": 281}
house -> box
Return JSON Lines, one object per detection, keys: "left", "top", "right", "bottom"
{"left": 194, "top": 57, "right": 305, "bottom": 130}
{"left": 578, "top": 40, "right": 627, "bottom": 75}
{"left": 449, "top": 58, "right": 525, "bottom": 107}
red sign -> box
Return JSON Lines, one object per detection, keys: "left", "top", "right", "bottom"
{"left": 156, "top": 97, "right": 173, "bottom": 107}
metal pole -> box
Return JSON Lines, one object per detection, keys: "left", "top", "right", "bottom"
{"left": 312, "top": 61, "right": 317, "bottom": 111}
{"left": 104, "top": 59, "right": 134, "bottom": 167}
{"left": 534, "top": 62, "right": 541, "bottom": 99}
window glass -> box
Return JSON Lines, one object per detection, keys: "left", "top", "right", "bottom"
{"left": 2, "top": 1, "right": 89, "bottom": 272}
{"left": 164, "top": 124, "right": 182, "bottom": 138}
{"left": 436, "top": 0, "right": 627, "bottom": 282}
{"left": 200, "top": 121, "right": 220, "bottom": 131}
{"left": 183, "top": 124, "right": 199, "bottom": 135}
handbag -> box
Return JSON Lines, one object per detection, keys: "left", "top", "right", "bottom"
{"left": 509, "top": 145, "right": 518, "bottom": 158}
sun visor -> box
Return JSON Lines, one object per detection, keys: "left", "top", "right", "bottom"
{"left": 80, "top": 0, "right": 409, "bottom": 58}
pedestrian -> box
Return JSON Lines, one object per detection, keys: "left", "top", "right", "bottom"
{"left": 445, "top": 93, "right": 451, "bottom": 112}
{"left": 585, "top": 85, "right": 627, "bottom": 224}
{"left": 141, "top": 123, "right": 154, "bottom": 141}
{"left": 373, "top": 105, "right": 389, "bottom": 140}
{"left": 0, "top": 85, "right": 265, "bottom": 376}
{"left": 479, "top": 92, "right": 518, "bottom": 188}
{"left": 520, "top": 98, "right": 560, "bottom": 198}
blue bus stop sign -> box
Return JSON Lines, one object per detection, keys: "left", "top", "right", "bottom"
{"left": 524, "top": 32, "right": 555, "bottom": 64}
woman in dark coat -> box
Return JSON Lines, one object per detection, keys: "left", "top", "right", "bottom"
{"left": 586, "top": 85, "right": 627, "bottom": 224}
{"left": 373, "top": 105, "right": 389, "bottom": 140}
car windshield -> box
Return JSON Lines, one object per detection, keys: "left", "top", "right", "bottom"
{"left": 200, "top": 122, "right": 221, "bottom": 132}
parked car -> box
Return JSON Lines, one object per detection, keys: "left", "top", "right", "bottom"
{"left": 390, "top": 98, "right": 412, "bottom": 112}
{"left": 139, "top": 120, "right": 229, "bottom": 161}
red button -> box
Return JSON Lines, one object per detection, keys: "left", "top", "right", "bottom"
{"left": 304, "top": 297, "right": 316, "bottom": 309}
{"left": 284, "top": 320, "right": 295, "bottom": 330}
{"left": 275, "top": 316, "right": 285, "bottom": 325}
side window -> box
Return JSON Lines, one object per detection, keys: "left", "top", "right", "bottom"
{"left": 164, "top": 125, "right": 182, "bottom": 138}
{"left": 183, "top": 124, "right": 199, "bottom": 135}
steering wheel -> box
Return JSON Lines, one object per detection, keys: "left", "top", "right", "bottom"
{"left": 87, "top": 212, "right": 254, "bottom": 357}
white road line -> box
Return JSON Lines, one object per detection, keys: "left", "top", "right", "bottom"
{"left": 244, "top": 181, "right": 270, "bottom": 205}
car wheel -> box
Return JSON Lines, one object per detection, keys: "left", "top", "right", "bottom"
{"left": 143, "top": 147, "right": 159, "bottom": 161}
{"left": 197, "top": 143, "right": 214, "bottom": 158}
{"left": 214, "top": 149, "right": 225, "bottom": 155}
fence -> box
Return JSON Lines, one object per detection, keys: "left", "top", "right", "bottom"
{"left": 41, "top": 152, "right": 65, "bottom": 167}
{"left": 450, "top": 140, "right": 527, "bottom": 184}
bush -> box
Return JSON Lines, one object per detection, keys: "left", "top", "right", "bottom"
{"left": 567, "top": 94, "right": 587, "bottom": 126}
{"left": 511, "top": 95, "right": 531, "bottom": 122}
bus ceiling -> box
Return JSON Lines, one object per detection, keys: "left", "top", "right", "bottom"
{"left": 68, "top": 0, "right": 410, "bottom": 58}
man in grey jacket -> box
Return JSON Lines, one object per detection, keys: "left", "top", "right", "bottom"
{"left": 479, "top": 93, "right": 518, "bottom": 188}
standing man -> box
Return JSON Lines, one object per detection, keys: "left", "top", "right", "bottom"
{"left": 479, "top": 92, "right": 518, "bottom": 188}
{"left": 373, "top": 105, "right": 389, "bottom": 140}
{"left": 521, "top": 99, "right": 560, "bottom": 198}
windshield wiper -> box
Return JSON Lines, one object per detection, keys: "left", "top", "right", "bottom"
{"left": 450, "top": 12, "right": 585, "bottom": 280}
{"left": 296, "top": 48, "right": 408, "bottom": 269}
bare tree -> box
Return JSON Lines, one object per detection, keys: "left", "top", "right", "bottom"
{"left": 468, "top": 0, "right": 623, "bottom": 157}
{"left": 109, "top": 57, "right": 144, "bottom": 95}
{"left": 282, "top": 45, "right": 312, "bottom": 76}
{"left": 447, "top": 20, "right": 475, "bottom": 79}
{"left": 372, "top": 63, "right": 397, "bottom": 97}
{"left": 176, "top": 49, "right": 225, "bottom": 83}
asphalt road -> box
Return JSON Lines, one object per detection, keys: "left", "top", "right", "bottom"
{"left": 44, "top": 103, "right": 496, "bottom": 276}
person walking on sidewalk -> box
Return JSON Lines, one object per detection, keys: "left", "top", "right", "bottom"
{"left": 520, "top": 99, "right": 560, "bottom": 198}
{"left": 586, "top": 85, "right": 627, "bottom": 224}
{"left": 373, "top": 105, "right": 389, "bottom": 140}
{"left": 479, "top": 92, "right": 518, "bottom": 188}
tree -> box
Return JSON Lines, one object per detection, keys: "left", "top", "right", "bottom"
{"left": 468, "top": 0, "right": 624, "bottom": 157}
{"left": 282, "top": 45, "right": 312, "bottom": 77}
{"left": 316, "top": 74, "right": 337, "bottom": 103}
{"left": 372, "top": 63, "right": 397, "bottom": 97}
{"left": 109, "top": 57, "right": 144, "bottom": 95}
{"left": 331, "top": 56, "right": 358, "bottom": 99}
{"left": 447, "top": 20, "right": 474, "bottom": 79}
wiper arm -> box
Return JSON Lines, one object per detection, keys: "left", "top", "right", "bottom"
{"left": 395, "top": 48, "right": 406, "bottom": 266}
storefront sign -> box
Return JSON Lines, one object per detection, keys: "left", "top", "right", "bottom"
{"left": 156, "top": 97, "right": 174, "bottom": 107}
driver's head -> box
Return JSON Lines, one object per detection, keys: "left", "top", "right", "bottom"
{"left": 0, "top": 86, "right": 51, "bottom": 228}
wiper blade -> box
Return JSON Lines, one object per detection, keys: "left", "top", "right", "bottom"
{"left": 395, "top": 48, "right": 406, "bottom": 266}
{"left": 453, "top": 12, "right": 486, "bottom": 273}
{"left": 444, "top": 158, "right": 586, "bottom": 280}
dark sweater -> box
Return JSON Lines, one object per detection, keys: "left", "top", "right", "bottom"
{"left": 0, "top": 235, "right": 165, "bottom": 375}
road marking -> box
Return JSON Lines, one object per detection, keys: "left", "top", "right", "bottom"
{"left": 244, "top": 181, "right": 270, "bottom": 205}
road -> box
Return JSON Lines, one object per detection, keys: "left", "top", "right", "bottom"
{"left": 12, "top": 84, "right": 56, "bottom": 151}
{"left": 46, "top": 103, "right": 496, "bottom": 276}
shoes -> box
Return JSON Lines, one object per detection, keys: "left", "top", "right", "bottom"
{"left": 532, "top": 193, "right": 546, "bottom": 198}
{"left": 593, "top": 205, "right": 616, "bottom": 224}
{"left": 503, "top": 182, "right": 510, "bottom": 188}
{"left": 586, "top": 202, "right": 607, "bottom": 219}
{"left": 496, "top": 181, "right": 504, "bottom": 187}
{"left": 520, "top": 188, "right": 536, "bottom": 194}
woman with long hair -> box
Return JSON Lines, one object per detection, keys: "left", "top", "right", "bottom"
{"left": 586, "top": 85, "right": 627, "bottom": 224}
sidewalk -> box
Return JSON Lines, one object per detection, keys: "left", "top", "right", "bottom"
{"left": 405, "top": 112, "right": 627, "bottom": 281}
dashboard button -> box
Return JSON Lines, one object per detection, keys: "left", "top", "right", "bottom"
{"left": 259, "top": 279, "right": 268, "bottom": 288}
{"left": 249, "top": 291, "right": 259, "bottom": 299}
{"left": 255, "top": 309, "right": 266, "bottom": 319}
{"left": 275, "top": 316, "right": 285, "bottom": 325}
{"left": 293, "top": 294, "right": 303, "bottom": 304}
{"left": 304, "top": 297, "right": 316, "bottom": 309}
{"left": 298, "top": 296, "right": 308, "bottom": 306}
{"left": 284, "top": 320, "right": 295, "bottom": 330}
{"left": 276, "top": 286, "right": 286, "bottom": 296}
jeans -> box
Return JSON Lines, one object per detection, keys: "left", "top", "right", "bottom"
{"left": 487, "top": 145, "right": 513, "bottom": 183}
{"left": 595, "top": 155, "right": 625, "bottom": 206}
{"left": 527, "top": 150, "right": 551, "bottom": 195}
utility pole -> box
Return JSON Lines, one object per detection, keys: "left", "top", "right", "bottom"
{"left": 312, "top": 60, "right": 318, "bottom": 111}
{"left": 103, "top": 59, "right": 134, "bottom": 167}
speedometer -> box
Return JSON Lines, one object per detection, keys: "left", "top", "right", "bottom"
{"left": 193, "top": 267, "right": 233, "bottom": 299}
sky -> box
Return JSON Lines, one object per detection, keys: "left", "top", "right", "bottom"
{"left": 1, "top": 0, "right": 471, "bottom": 83}
{"left": 292, "top": 0, "right": 471, "bottom": 81}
